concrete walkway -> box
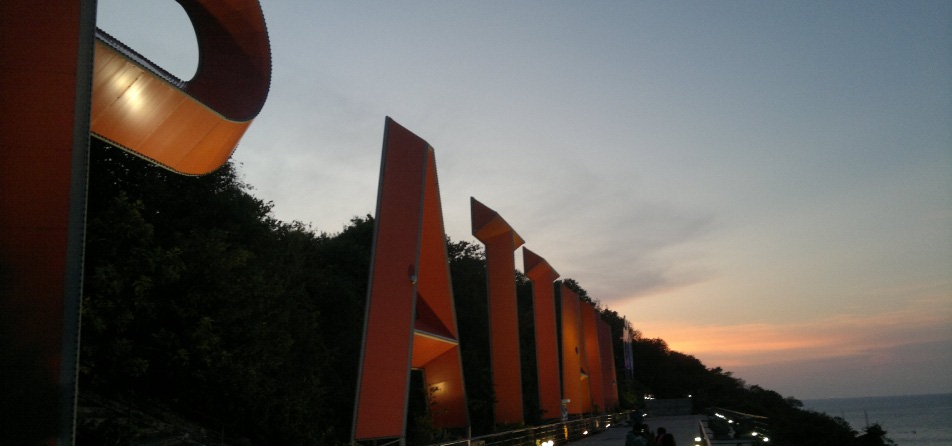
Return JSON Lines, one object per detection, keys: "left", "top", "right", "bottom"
{"left": 571, "top": 415, "right": 705, "bottom": 446}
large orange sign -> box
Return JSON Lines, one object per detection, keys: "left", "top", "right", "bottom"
{"left": 523, "top": 248, "right": 563, "bottom": 420}
{"left": 0, "top": 1, "right": 270, "bottom": 443}
{"left": 471, "top": 198, "right": 526, "bottom": 425}
{"left": 353, "top": 118, "right": 469, "bottom": 441}
{"left": 90, "top": 1, "right": 270, "bottom": 175}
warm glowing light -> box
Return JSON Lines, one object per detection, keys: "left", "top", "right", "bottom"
{"left": 582, "top": 430, "right": 589, "bottom": 435}
{"left": 606, "top": 423, "right": 611, "bottom": 428}
{"left": 122, "top": 81, "right": 146, "bottom": 112}
{"left": 752, "top": 432, "right": 759, "bottom": 436}
{"left": 431, "top": 381, "right": 448, "bottom": 394}
{"left": 763, "top": 437, "right": 770, "bottom": 442}
{"left": 694, "top": 437, "right": 702, "bottom": 442}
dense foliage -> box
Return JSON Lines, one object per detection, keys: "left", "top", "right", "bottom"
{"left": 77, "top": 140, "right": 891, "bottom": 445}
{"left": 80, "top": 141, "right": 369, "bottom": 444}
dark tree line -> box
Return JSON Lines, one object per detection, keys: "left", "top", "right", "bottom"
{"left": 80, "top": 141, "right": 370, "bottom": 444}
{"left": 77, "top": 139, "right": 890, "bottom": 445}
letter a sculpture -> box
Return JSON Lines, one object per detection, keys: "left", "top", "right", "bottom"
{"left": 353, "top": 118, "right": 469, "bottom": 443}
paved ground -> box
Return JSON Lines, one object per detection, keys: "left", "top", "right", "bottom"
{"left": 571, "top": 415, "right": 705, "bottom": 446}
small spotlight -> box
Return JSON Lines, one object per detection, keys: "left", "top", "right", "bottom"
{"left": 606, "top": 423, "right": 611, "bottom": 428}
{"left": 694, "top": 437, "right": 701, "bottom": 442}
{"left": 582, "top": 430, "right": 589, "bottom": 435}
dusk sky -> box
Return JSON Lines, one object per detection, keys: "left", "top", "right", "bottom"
{"left": 97, "top": 1, "right": 951, "bottom": 400}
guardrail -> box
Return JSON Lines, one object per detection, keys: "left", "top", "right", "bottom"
{"left": 433, "top": 412, "right": 631, "bottom": 446}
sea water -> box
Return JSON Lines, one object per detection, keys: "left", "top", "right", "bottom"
{"left": 801, "top": 393, "right": 952, "bottom": 446}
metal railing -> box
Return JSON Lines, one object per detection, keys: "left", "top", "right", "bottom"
{"left": 433, "top": 412, "right": 630, "bottom": 446}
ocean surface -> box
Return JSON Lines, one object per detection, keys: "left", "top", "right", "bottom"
{"left": 801, "top": 393, "right": 952, "bottom": 446}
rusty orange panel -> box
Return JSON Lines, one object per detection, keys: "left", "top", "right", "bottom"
{"left": 425, "top": 347, "right": 469, "bottom": 429}
{"left": 354, "top": 118, "right": 468, "bottom": 441}
{"left": 418, "top": 149, "right": 460, "bottom": 340}
{"left": 560, "top": 284, "right": 583, "bottom": 415}
{"left": 354, "top": 118, "right": 428, "bottom": 440}
{"left": 90, "top": 41, "right": 250, "bottom": 175}
{"left": 581, "top": 302, "right": 605, "bottom": 412}
{"left": 177, "top": 0, "right": 271, "bottom": 121}
{"left": 523, "top": 248, "right": 562, "bottom": 420}
{"left": 2, "top": 2, "right": 270, "bottom": 443}
{"left": 471, "top": 198, "right": 525, "bottom": 426}
{"left": 91, "top": 0, "right": 270, "bottom": 175}
{"left": 597, "top": 318, "right": 619, "bottom": 411}
{"left": 0, "top": 1, "right": 97, "bottom": 444}
{"left": 412, "top": 332, "right": 457, "bottom": 369}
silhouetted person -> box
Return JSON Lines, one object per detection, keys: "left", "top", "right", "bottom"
{"left": 655, "top": 427, "right": 675, "bottom": 446}
{"left": 627, "top": 426, "right": 649, "bottom": 446}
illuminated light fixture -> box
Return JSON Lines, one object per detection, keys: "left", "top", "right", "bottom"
{"left": 728, "top": 420, "right": 734, "bottom": 424}
{"left": 763, "top": 438, "right": 770, "bottom": 442}
{"left": 694, "top": 437, "right": 702, "bottom": 442}
{"left": 715, "top": 413, "right": 725, "bottom": 419}
{"left": 606, "top": 423, "right": 611, "bottom": 428}
{"left": 582, "top": 430, "right": 589, "bottom": 435}
{"left": 752, "top": 432, "right": 759, "bottom": 436}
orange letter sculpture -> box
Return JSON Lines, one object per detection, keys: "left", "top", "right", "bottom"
{"left": 523, "top": 248, "right": 563, "bottom": 420}
{"left": 471, "top": 198, "right": 526, "bottom": 425}
{"left": 559, "top": 283, "right": 588, "bottom": 415}
{"left": 581, "top": 301, "right": 605, "bottom": 412}
{"left": 353, "top": 118, "right": 469, "bottom": 442}
{"left": 597, "top": 318, "right": 620, "bottom": 411}
{"left": 91, "top": 1, "right": 271, "bottom": 175}
{"left": 0, "top": 1, "right": 270, "bottom": 443}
